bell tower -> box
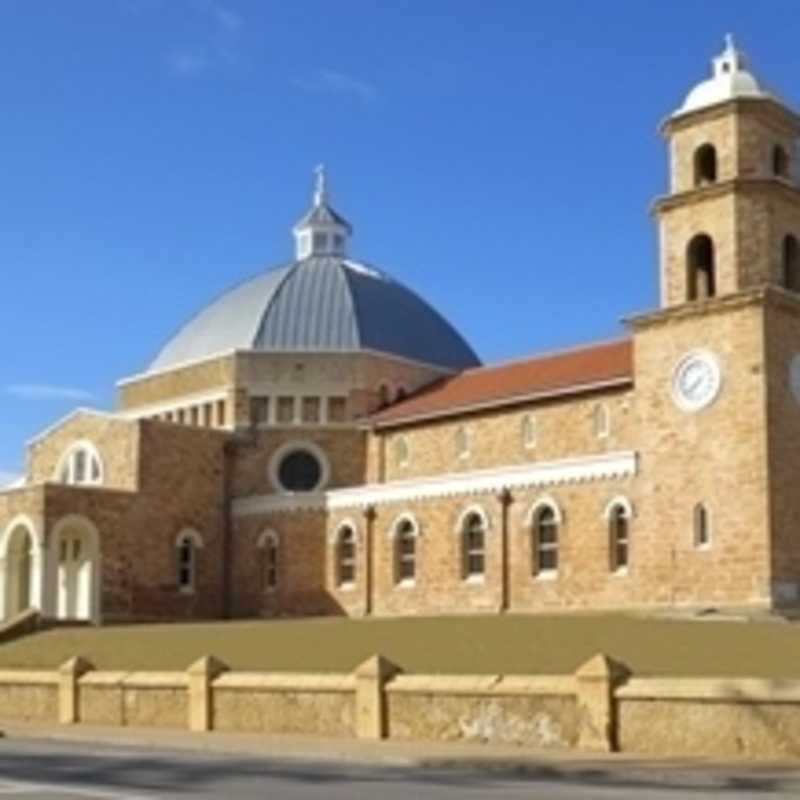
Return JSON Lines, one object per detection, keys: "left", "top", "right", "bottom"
{"left": 655, "top": 36, "right": 800, "bottom": 307}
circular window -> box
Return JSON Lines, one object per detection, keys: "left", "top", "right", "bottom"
{"left": 277, "top": 450, "right": 322, "bottom": 492}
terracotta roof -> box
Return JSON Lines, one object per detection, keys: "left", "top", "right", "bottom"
{"left": 371, "top": 338, "right": 633, "bottom": 428}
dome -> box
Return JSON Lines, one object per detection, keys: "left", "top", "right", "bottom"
{"left": 675, "top": 35, "right": 772, "bottom": 117}
{"left": 149, "top": 255, "right": 480, "bottom": 372}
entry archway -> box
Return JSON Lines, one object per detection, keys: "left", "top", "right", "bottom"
{"left": 0, "top": 517, "right": 40, "bottom": 620}
{"left": 50, "top": 515, "right": 100, "bottom": 623}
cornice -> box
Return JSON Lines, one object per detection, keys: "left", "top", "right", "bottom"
{"left": 651, "top": 178, "right": 800, "bottom": 217}
{"left": 232, "top": 450, "right": 639, "bottom": 517}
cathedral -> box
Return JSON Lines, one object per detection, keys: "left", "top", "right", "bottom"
{"left": 1, "top": 38, "right": 799, "bottom": 624}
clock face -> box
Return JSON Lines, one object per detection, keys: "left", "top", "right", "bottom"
{"left": 789, "top": 354, "right": 800, "bottom": 404}
{"left": 672, "top": 351, "right": 722, "bottom": 412}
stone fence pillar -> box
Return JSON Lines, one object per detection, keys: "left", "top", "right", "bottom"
{"left": 187, "top": 655, "right": 228, "bottom": 732}
{"left": 57, "top": 656, "right": 93, "bottom": 724}
{"left": 354, "top": 654, "right": 400, "bottom": 740}
{"left": 575, "top": 653, "right": 630, "bottom": 751}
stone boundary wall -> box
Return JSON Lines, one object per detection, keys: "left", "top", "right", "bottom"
{"left": 0, "top": 653, "right": 799, "bottom": 758}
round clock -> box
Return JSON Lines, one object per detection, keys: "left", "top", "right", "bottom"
{"left": 789, "top": 354, "right": 800, "bottom": 404}
{"left": 672, "top": 350, "right": 722, "bottom": 412}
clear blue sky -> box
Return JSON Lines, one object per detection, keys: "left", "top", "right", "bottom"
{"left": 1, "top": 0, "right": 798, "bottom": 480}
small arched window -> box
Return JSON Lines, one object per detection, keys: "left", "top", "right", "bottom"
{"left": 175, "top": 530, "right": 203, "bottom": 593}
{"left": 394, "top": 436, "right": 410, "bottom": 468}
{"left": 58, "top": 443, "right": 103, "bottom": 486}
{"left": 693, "top": 144, "right": 718, "bottom": 187}
{"left": 378, "top": 384, "right": 391, "bottom": 409}
{"left": 393, "top": 517, "right": 417, "bottom": 585}
{"left": 784, "top": 235, "right": 800, "bottom": 292}
{"left": 607, "top": 503, "right": 630, "bottom": 572}
{"left": 693, "top": 503, "right": 711, "bottom": 548}
{"left": 592, "top": 403, "right": 610, "bottom": 439}
{"left": 687, "top": 234, "right": 716, "bottom": 301}
{"left": 521, "top": 414, "right": 537, "bottom": 449}
{"left": 532, "top": 505, "right": 559, "bottom": 576}
{"left": 336, "top": 525, "right": 357, "bottom": 586}
{"left": 257, "top": 530, "right": 279, "bottom": 592}
{"left": 461, "top": 511, "right": 486, "bottom": 579}
{"left": 773, "top": 144, "right": 790, "bottom": 178}
{"left": 455, "top": 426, "right": 470, "bottom": 459}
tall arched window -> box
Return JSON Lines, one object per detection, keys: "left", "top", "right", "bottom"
{"left": 592, "top": 403, "right": 610, "bottom": 439}
{"left": 175, "top": 530, "right": 203, "bottom": 593}
{"left": 693, "top": 144, "right": 717, "bottom": 187}
{"left": 257, "top": 530, "right": 279, "bottom": 592}
{"left": 336, "top": 525, "right": 357, "bottom": 586}
{"left": 773, "top": 144, "right": 790, "bottom": 178}
{"left": 784, "top": 235, "right": 800, "bottom": 291}
{"left": 693, "top": 503, "right": 711, "bottom": 548}
{"left": 57, "top": 442, "right": 103, "bottom": 486}
{"left": 532, "top": 505, "right": 559, "bottom": 576}
{"left": 607, "top": 502, "right": 631, "bottom": 572}
{"left": 461, "top": 511, "right": 486, "bottom": 579}
{"left": 393, "top": 516, "right": 417, "bottom": 585}
{"left": 687, "top": 234, "right": 716, "bottom": 301}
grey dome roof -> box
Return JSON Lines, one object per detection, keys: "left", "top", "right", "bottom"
{"left": 149, "top": 256, "right": 481, "bottom": 372}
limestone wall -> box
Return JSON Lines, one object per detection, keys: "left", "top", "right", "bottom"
{"left": 1, "top": 655, "right": 800, "bottom": 759}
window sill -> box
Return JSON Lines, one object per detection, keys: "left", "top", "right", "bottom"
{"left": 533, "top": 570, "right": 558, "bottom": 582}
{"left": 395, "top": 579, "right": 416, "bottom": 590}
{"left": 694, "top": 543, "right": 712, "bottom": 552}
{"left": 338, "top": 582, "right": 356, "bottom": 592}
{"left": 178, "top": 586, "right": 195, "bottom": 595}
{"left": 611, "top": 567, "right": 629, "bottom": 578}
{"left": 464, "top": 574, "right": 485, "bottom": 585}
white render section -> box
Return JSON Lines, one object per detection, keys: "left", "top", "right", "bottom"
{"left": 233, "top": 450, "right": 638, "bottom": 516}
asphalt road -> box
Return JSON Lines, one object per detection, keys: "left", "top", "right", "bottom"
{"left": 0, "top": 738, "right": 794, "bottom": 800}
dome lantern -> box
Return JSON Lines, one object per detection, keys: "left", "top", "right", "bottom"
{"left": 292, "top": 165, "right": 353, "bottom": 259}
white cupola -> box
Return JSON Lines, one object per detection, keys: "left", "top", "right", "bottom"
{"left": 675, "top": 35, "right": 772, "bottom": 117}
{"left": 292, "top": 165, "right": 353, "bottom": 259}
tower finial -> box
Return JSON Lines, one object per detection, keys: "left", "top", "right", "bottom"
{"left": 313, "top": 164, "right": 327, "bottom": 207}
{"left": 724, "top": 32, "right": 735, "bottom": 52}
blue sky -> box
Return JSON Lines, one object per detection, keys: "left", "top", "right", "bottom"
{"left": 1, "top": 0, "right": 798, "bottom": 481}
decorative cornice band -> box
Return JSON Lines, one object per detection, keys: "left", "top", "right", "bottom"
{"left": 232, "top": 450, "right": 638, "bottom": 517}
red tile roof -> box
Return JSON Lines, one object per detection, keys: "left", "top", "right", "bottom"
{"left": 371, "top": 338, "right": 633, "bottom": 428}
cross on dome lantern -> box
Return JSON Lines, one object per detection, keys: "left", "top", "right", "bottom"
{"left": 292, "top": 165, "right": 353, "bottom": 259}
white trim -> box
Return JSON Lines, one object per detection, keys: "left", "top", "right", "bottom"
{"left": 373, "top": 377, "right": 633, "bottom": 429}
{"left": 233, "top": 450, "right": 639, "bottom": 516}
{"left": 268, "top": 440, "right": 331, "bottom": 494}
{"left": 603, "top": 495, "right": 635, "bottom": 520}
{"left": 49, "top": 514, "right": 101, "bottom": 624}
{"left": 256, "top": 528, "right": 280, "bottom": 549}
{"left": 121, "top": 389, "right": 228, "bottom": 420}
{"left": 175, "top": 528, "right": 204, "bottom": 549}
{"left": 525, "top": 496, "right": 564, "bottom": 526}
{"left": 0, "top": 515, "right": 39, "bottom": 559}
{"left": 26, "top": 408, "right": 118, "bottom": 447}
{"left": 388, "top": 512, "right": 421, "bottom": 539}
{"left": 671, "top": 349, "right": 723, "bottom": 413}
{"left": 54, "top": 440, "right": 105, "bottom": 487}
{"left": 454, "top": 504, "right": 492, "bottom": 535}
{"left": 329, "top": 518, "right": 360, "bottom": 545}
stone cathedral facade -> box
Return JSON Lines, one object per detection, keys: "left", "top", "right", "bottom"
{"left": 1, "top": 39, "right": 800, "bottom": 624}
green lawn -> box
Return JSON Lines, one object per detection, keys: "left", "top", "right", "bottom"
{"left": 1, "top": 614, "right": 800, "bottom": 677}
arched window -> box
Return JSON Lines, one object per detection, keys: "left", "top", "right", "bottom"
{"left": 394, "top": 436, "right": 410, "bottom": 468}
{"left": 693, "top": 503, "right": 711, "bottom": 548}
{"left": 607, "top": 502, "right": 631, "bottom": 572}
{"left": 393, "top": 516, "right": 417, "bottom": 585}
{"left": 592, "top": 403, "right": 610, "bottom": 439}
{"left": 461, "top": 511, "right": 486, "bottom": 580}
{"left": 784, "top": 235, "right": 800, "bottom": 291}
{"left": 773, "top": 144, "right": 790, "bottom": 178}
{"left": 336, "top": 525, "right": 357, "bottom": 586}
{"left": 693, "top": 144, "right": 717, "bottom": 187}
{"left": 521, "top": 414, "right": 537, "bottom": 449}
{"left": 687, "top": 234, "right": 716, "bottom": 301}
{"left": 257, "top": 530, "right": 279, "bottom": 592}
{"left": 57, "top": 442, "right": 103, "bottom": 486}
{"left": 175, "top": 530, "right": 203, "bottom": 593}
{"left": 455, "top": 426, "right": 470, "bottom": 459}
{"left": 532, "top": 505, "right": 559, "bottom": 576}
